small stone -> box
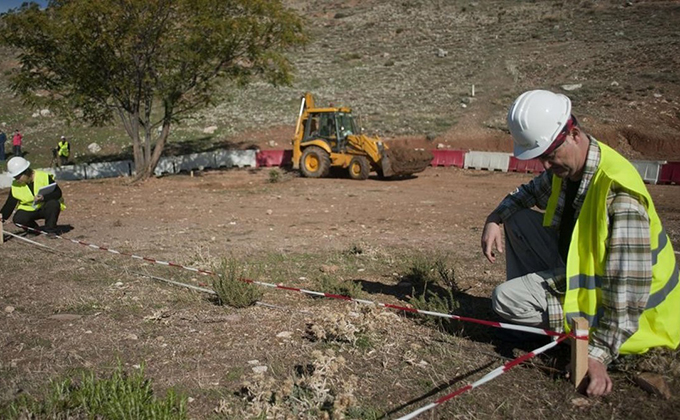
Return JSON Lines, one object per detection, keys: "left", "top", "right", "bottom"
{"left": 571, "top": 397, "right": 590, "bottom": 407}
{"left": 266, "top": 209, "right": 273, "bottom": 215}
{"left": 252, "top": 366, "right": 268, "bottom": 374}
{"left": 276, "top": 331, "right": 293, "bottom": 338}
{"left": 634, "top": 372, "right": 671, "bottom": 399}
{"left": 4, "top": 306, "right": 15, "bottom": 313}
{"left": 561, "top": 83, "right": 583, "bottom": 91}
{"left": 49, "top": 314, "right": 82, "bottom": 321}
{"left": 320, "top": 264, "right": 339, "bottom": 274}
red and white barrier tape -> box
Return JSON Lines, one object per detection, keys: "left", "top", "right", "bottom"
{"left": 13, "top": 223, "right": 579, "bottom": 340}
{"left": 396, "top": 334, "right": 570, "bottom": 420}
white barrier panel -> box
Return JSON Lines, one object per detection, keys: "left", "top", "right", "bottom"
{"left": 464, "top": 151, "right": 511, "bottom": 172}
{"left": 175, "top": 151, "right": 216, "bottom": 172}
{"left": 0, "top": 172, "right": 12, "bottom": 189}
{"left": 213, "top": 149, "right": 256, "bottom": 168}
{"left": 88, "top": 161, "right": 132, "bottom": 179}
{"left": 55, "top": 164, "right": 87, "bottom": 180}
{"left": 632, "top": 160, "right": 666, "bottom": 185}
{"left": 153, "top": 156, "right": 179, "bottom": 176}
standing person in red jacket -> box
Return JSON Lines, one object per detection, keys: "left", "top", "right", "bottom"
{"left": 12, "top": 129, "right": 23, "bottom": 157}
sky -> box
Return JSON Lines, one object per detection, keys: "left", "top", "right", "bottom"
{"left": 0, "top": 0, "right": 48, "bottom": 14}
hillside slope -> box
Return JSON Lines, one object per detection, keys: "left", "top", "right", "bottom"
{"left": 1, "top": 0, "right": 679, "bottom": 165}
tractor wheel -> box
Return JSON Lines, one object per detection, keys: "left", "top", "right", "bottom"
{"left": 348, "top": 156, "right": 370, "bottom": 180}
{"left": 301, "top": 146, "right": 330, "bottom": 178}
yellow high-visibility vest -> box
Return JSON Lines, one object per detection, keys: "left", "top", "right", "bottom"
{"left": 544, "top": 141, "right": 679, "bottom": 354}
{"left": 58, "top": 140, "right": 70, "bottom": 157}
{"left": 11, "top": 171, "right": 66, "bottom": 212}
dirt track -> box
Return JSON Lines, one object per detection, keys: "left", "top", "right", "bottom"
{"left": 2, "top": 166, "right": 680, "bottom": 418}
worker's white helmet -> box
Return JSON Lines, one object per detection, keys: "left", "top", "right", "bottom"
{"left": 61, "top": 135, "right": 66, "bottom": 139}
{"left": 7, "top": 156, "right": 30, "bottom": 177}
{"left": 507, "top": 90, "right": 572, "bottom": 160}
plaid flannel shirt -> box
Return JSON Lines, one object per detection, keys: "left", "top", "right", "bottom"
{"left": 492, "top": 138, "right": 652, "bottom": 365}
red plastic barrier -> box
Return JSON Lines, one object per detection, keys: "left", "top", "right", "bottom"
{"left": 256, "top": 149, "right": 292, "bottom": 167}
{"left": 658, "top": 161, "right": 680, "bottom": 185}
{"left": 430, "top": 149, "right": 466, "bottom": 168}
{"left": 508, "top": 157, "right": 545, "bottom": 174}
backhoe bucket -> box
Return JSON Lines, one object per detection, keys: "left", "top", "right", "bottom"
{"left": 381, "top": 147, "right": 432, "bottom": 177}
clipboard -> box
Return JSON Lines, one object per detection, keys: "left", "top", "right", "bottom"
{"left": 33, "top": 183, "right": 57, "bottom": 207}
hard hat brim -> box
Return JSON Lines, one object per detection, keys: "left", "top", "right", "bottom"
{"left": 513, "top": 142, "right": 547, "bottom": 160}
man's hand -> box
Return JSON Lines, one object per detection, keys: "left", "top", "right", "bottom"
{"left": 481, "top": 214, "right": 503, "bottom": 263}
{"left": 586, "top": 358, "right": 613, "bottom": 397}
{"left": 34, "top": 194, "right": 44, "bottom": 203}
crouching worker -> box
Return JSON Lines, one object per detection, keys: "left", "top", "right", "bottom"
{"left": 1, "top": 157, "right": 65, "bottom": 234}
{"left": 481, "top": 90, "right": 679, "bottom": 397}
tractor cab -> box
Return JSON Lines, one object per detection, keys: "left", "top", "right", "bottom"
{"left": 302, "top": 110, "right": 359, "bottom": 153}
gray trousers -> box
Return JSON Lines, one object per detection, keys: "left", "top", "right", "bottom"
{"left": 491, "top": 209, "right": 564, "bottom": 328}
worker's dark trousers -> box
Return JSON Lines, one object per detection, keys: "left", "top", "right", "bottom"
{"left": 13, "top": 200, "right": 61, "bottom": 231}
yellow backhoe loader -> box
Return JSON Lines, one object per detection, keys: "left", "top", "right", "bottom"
{"left": 291, "top": 93, "right": 432, "bottom": 180}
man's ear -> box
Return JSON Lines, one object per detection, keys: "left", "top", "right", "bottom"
{"left": 570, "top": 125, "right": 584, "bottom": 143}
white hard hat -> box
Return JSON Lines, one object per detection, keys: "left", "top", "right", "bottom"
{"left": 507, "top": 90, "right": 572, "bottom": 160}
{"left": 7, "top": 156, "right": 31, "bottom": 177}
{"left": 61, "top": 135, "right": 66, "bottom": 139}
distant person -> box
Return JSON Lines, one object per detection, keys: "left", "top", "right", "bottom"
{"left": 1, "top": 157, "right": 65, "bottom": 234}
{"left": 481, "top": 89, "right": 679, "bottom": 397}
{"left": 0, "top": 129, "right": 6, "bottom": 161}
{"left": 12, "top": 129, "right": 23, "bottom": 157}
{"left": 55, "top": 135, "right": 70, "bottom": 166}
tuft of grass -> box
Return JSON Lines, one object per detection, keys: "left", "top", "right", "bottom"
{"left": 0, "top": 365, "right": 187, "bottom": 419}
{"left": 213, "top": 258, "right": 264, "bottom": 308}
{"left": 402, "top": 254, "right": 460, "bottom": 333}
{"left": 317, "top": 274, "right": 363, "bottom": 299}
{"left": 268, "top": 169, "right": 281, "bottom": 183}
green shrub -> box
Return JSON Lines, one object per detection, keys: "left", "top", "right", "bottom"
{"left": 403, "top": 254, "right": 460, "bottom": 332}
{"left": 268, "top": 169, "right": 281, "bottom": 183}
{"left": 213, "top": 258, "right": 264, "bottom": 308}
{"left": 1, "top": 365, "right": 186, "bottom": 419}
{"left": 318, "top": 274, "right": 363, "bottom": 299}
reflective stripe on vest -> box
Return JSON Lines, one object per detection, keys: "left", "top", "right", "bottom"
{"left": 11, "top": 171, "right": 65, "bottom": 212}
{"left": 58, "top": 141, "right": 69, "bottom": 157}
{"left": 544, "top": 140, "right": 679, "bottom": 354}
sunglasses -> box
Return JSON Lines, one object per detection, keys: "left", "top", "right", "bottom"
{"left": 538, "top": 115, "right": 577, "bottom": 160}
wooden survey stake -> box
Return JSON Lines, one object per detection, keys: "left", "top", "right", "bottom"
{"left": 571, "top": 317, "right": 589, "bottom": 390}
{"left": 0, "top": 222, "right": 4, "bottom": 244}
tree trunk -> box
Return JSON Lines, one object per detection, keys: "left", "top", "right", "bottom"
{"left": 132, "top": 121, "right": 171, "bottom": 182}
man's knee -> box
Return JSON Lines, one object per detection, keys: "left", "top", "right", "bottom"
{"left": 13, "top": 210, "right": 36, "bottom": 226}
{"left": 491, "top": 282, "right": 516, "bottom": 320}
{"left": 43, "top": 200, "right": 60, "bottom": 212}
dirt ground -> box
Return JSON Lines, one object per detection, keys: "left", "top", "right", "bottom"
{"left": 2, "top": 166, "right": 680, "bottom": 419}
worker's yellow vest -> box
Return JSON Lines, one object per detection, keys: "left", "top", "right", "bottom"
{"left": 11, "top": 171, "right": 66, "bottom": 212}
{"left": 58, "top": 140, "right": 69, "bottom": 157}
{"left": 543, "top": 141, "right": 679, "bottom": 354}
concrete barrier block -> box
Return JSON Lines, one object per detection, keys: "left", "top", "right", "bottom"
{"left": 176, "top": 152, "right": 216, "bottom": 172}
{"left": 214, "top": 149, "right": 256, "bottom": 168}
{"left": 632, "top": 160, "right": 666, "bottom": 184}
{"left": 659, "top": 162, "right": 680, "bottom": 185}
{"left": 430, "top": 150, "right": 466, "bottom": 168}
{"left": 256, "top": 149, "right": 293, "bottom": 167}
{"left": 464, "top": 151, "right": 511, "bottom": 172}
{"left": 0, "top": 172, "right": 12, "bottom": 189}
{"left": 55, "top": 164, "right": 87, "bottom": 180}
{"left": 87, "top": 160, "right": 132, "bottom": 179}
{"left": 153, "top": 156, "right": 179, "bottom": 176}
